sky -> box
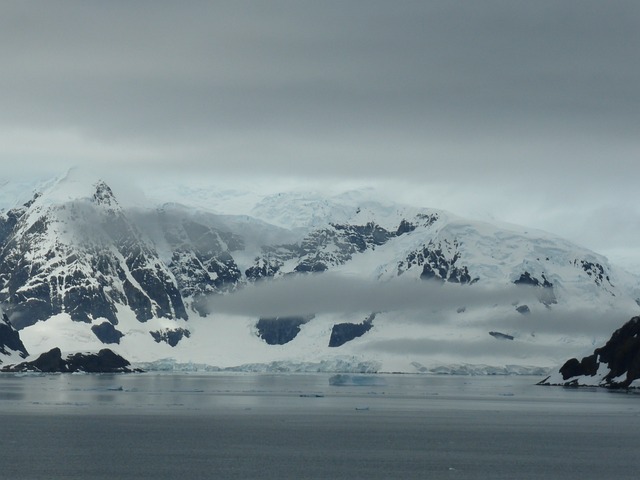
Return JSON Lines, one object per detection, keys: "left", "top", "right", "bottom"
{"left": 0, "top": 1, "right": 639, "bottom": 269}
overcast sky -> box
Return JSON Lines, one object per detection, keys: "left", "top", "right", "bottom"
{"left": 1, "top": 1, "right": 639, "bottom": 269}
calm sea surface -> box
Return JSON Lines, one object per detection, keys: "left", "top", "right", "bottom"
{"left": 1, "top": 372, "right": 639, "bottom": 479}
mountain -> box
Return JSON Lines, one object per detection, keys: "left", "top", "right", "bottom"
{"left": 1, "top": 173, "right": 639, "bottom": 372}
{"left": 0, "top": 175, "right": 187, "bottom": 329}
{"left": 538, "top": 316, "right": 640, "bottom": 388}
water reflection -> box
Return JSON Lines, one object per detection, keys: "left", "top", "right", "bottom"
{"left": 0, "top": 372, "right": 638, "bottom": 415}
{"left": 0, "top": 390, "right": 25, "bottom": 401}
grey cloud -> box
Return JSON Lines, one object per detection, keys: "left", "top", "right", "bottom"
{"left": 206, "top": 271, "right": 637, "bottom": 352}
{"left": 360, "top": 306, "right": 638, "bottom": 360}
{"left": 361, "top": 337, "right": 565, "bottom": 359}
{"left": 207, "top": 273, "right": 537, "bottom": 317}
{"left": 480, "top": 307, "right": 638, "bottom": 339}
{"left": 1, "top": 2, "right": 638, "bottom": 148}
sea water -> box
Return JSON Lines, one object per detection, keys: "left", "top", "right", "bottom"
{"left": 1, "top": 373, "right": 639, "bottom": 479}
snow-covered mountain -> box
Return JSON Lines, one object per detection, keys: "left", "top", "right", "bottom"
{"left": 0, "top": 177, "right": 187, "bottom": 328}
{"left": 1, "top": 172, "right": 639, "bottom": 372}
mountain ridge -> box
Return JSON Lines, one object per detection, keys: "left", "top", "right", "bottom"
{"left": 1, "top": 174, "right": 639, "bottom": 372}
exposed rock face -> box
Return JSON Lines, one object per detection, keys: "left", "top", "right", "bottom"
{"left": 0, "top": 347, "right": 137, "bottom": 373}
{"left": 256, "top": 316, "right": 314, "bottom": 345}
{"left": 157, "top": 206, "right": 243, "bottom": 315}
{"left": 575, "top": 260, "right": 613, "bottom": 288}
{"left": 14, "top": 347, "right": 67, "bottom": 372}
{"left": 0, "top": 313, "right": 28, "bottom": 361}
{"left": 396, "top": 219, "right": 417, "bottom": 235}
{"left": 0, "top": 181, "right": 187, "bottom": 328}
{"left": 246, "top": 218, "right": 432, "bottom": 282}
{"left": 489, "top": 331, "right": 514, "bottom": 340}
{"left": 398, "top": 239, "right": 477, "bottom": 284}
{"left": 514, "top": 271, "right": 557, "bottom": 306}
{"left": 65, "top": 349, "right": 136, "bottom": 373}
{"left": 539, "top": 317, "right": 640, "bottom": 388}
{"left": 91, "top": 321, "right": 124, "bottom": 345}
{"left": 150, "top": 328, "right": 191, "bottom": 347}
{"left": 329, "top": 313, "right": 376, "bottom": 347}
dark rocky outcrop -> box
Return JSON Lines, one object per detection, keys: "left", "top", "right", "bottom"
{"left": 66, "top": 349, "right": 136, "bottom": 373}
{"left": 557, "top": 355, "right": 599, "bottom": 380}
{"left": 332, "top": 222, "right": 394, "bottom": 250}
{"left": 489, "top": 331, "right": 514, "bottom": 340}
{"left": 516, "top": 305, "right": 530, "bottom": 315}
{"left": 294, "top": 261, "right": 328, "bottom": 273}
{"left": 0, "top": 347, "right": 138, "bottom": 373}
{"left": 396, "top": 219, "right": 417, "bottom": 235}
{"left": 246, "top": 220, "right": 417, "bottom": 281}
{"left": 256, "top": 315, "right": 314, "bottom": 345}
{"left": 515, "top": 271, "right": 551, "bottom": 288}
{"left": 244, "top": 258, "right": 281, "bottom": 282}
{"left": 514, "top": 272, "right": 557, "bottom": 306}
{"left": 150, "top": 328, "right": 191, "bottom": 347}
{"left": 0, "top": 313, "right": 29, "bottom": 361}
{"left": 91, "top": 321, "right": 124, "bottom": 344}
{"left": 329, "top": 313, "right": 376, "bottom": 347}
{"left": 539, "top": 316, "right": 640, "bottom": 388}
{"left": 574, "top": 259, "right": 613, "bottom": 288}
{"left": 12, "top": 347, "right": 67, "bottom": 372}
{"left": 399, "top": 239, "right": 477, "bottom": 284}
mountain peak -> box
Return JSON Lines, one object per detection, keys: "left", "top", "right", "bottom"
{"left": 30, "top": 168, "right": 114, "bottom": 206}
{"left": 92, "top": 180, "right": 120, "bottom": 210}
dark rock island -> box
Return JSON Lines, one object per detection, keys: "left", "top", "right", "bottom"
{"left": 538, "top": 316, "right": 640, "bottom": 388}
{"left": 1, "top": 347, "right": 139, "bottom": 373}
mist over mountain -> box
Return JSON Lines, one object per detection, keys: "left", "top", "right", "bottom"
{"left": 1, "top": 171, "right": 639, "bottom": 373}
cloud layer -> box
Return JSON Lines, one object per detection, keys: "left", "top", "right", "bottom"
{"left": 1, "top": 1, "right": 639, "bottom": 269}
{"left": 207, "top": 273, "right": 537, "bottom": 317}
{"left": 1, "top": 1, "right": 638, "bottom": 180}
{"left": 207, "top": 273, "right": 637, "bottom": 345}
